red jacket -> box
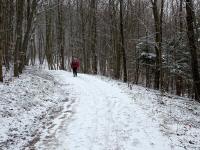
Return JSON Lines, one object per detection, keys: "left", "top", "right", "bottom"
{"left": 71, "top": 59, "right": 80, "bottom": 69}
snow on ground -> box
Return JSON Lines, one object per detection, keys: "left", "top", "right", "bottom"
{"left": 120, "top": 84, "right": 200, "bottom": 149}
{"left": 35, "top": 71, "right": 171, "bottom": 150}
{"left": 0, "top": 68, "right": 70, "bottom": 150}
{"left": 34, "top": 71, "right": 200, "bottom": 150}
{"left": 1, "top": 68, "right": 200, "bottom": 150}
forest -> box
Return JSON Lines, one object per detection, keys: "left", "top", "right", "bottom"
{"left": 0, "top": 0, "right": 200, "bottom": 101}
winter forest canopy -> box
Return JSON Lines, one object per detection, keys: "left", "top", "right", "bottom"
{"left": 0, "top": 0, "right": 200, "bottom": 101}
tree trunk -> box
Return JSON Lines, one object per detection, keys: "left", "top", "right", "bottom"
{"left": 19, "top": 0, "right": 37, "bottom": 73}
{"left": 135, "top": 0, "right": 140, "bottom": 84}
{"left": 90, "top": 0, "right": 97, "bottom": 74}
{"left": 4, "top": 1, "right": 13, "bottom": 70}
{"left": 151, "top": 0, "right": 163, "bottom": 89}
{"left": 14, "top": 0, "right": 25, "bottom": 77}
{"left": 120, "top": 0, "right": 127, "bottom": 82}
{"left": 0, "top": 0, "right": 3, "bottom": 82}
{"left": 80, "top": 0, "right": 87, "bottom": 73}
{"left": 176, "top": 0, "right": 183, "bottom": 96}
{"left": 186, "top": 0, "right": 200, "bottom": 101}
{"left": 45, "top": 4, "right": 54, "bottom": 70}
{"left": 109, "top": 0, "right": 120, "bottom": 79}
{"left": 58, "top": 0, "right": 65, "bottom": 70}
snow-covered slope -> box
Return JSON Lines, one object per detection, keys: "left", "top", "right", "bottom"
{"left": 122, "top": 83, "right": 200, "bottom": 150}
{"left": 0, "top": 68, "right": 70, "bottom": 150}
{"left": 0, "top": 69, "right": 200, "bottom": 150}
{"left": 36, "top": 71, "right": 200, "bottom": 150}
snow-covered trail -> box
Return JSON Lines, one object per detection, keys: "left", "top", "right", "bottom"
{"left": 35, "top": 71, "right": 173, "bottom": 150}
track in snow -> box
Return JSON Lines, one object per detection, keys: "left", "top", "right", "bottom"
{"left": 35, "top": 71, "right": 174, "bottom": 150}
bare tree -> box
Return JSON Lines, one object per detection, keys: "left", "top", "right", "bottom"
{"left": 185, "top": 0, "right": 200, "bottom": 101}
{"left": 0, "top": 0, "right": 199, "bottom": 101}
{"left": 19, "top": 0, "right": 37, "bottom": 73}
{"left": 151, "top": 0, "right": 164, "bottom": 89}
{"left": 14, "top": 0, "right": 25, "bottom": 77}
{"left": 0, "top": 0, "right": 3, "bottom": 81}
{"left": 90, "top": 0, "right": 97, "bottom": 74}
{"left": 57, "top": 0, "right": 65, "bottom": 70}
{"left": 45, "top": 1, "right": 54, "bottom": 70}
{"left": 120, "top": 0, "right": 127, "bottom": 82}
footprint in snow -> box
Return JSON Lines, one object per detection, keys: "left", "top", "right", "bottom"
{"left": 132, "top": 138, "right": 140, "bottom": 146}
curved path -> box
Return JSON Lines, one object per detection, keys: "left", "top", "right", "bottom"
{"left": 35, "top": 71, "right": 173, "bottom": 150}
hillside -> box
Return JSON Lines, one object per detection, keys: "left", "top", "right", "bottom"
{"left": 0, "top": 68, "right": 200, "bottom": 150}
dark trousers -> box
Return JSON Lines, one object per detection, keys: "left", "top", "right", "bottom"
{"left": 72, "top": 68, "right": 77, "bottom": 77}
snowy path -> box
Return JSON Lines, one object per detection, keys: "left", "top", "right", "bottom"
{"left": 35, "top": 71, "right": 173, "bottom": 150}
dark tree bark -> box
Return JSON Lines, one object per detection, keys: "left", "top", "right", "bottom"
{"left": 108, "top": 0, "right": 120, "bottom": 79}
{"left": 0, "top": 0, "right": 3, "bottom": 82}
{"left": 14, "top": 0, "right": 25, "bottom": 77}
{"left": 151, "top": 0, "right": 164, "bottom": 89}
{"left": 186, "top": 0, "right": 200, "bottom": 101}
{"left": 135, "top": 0, "right": 141, "bottom": 84}
{"left": 58, "top": 0, "right": 65, "bottom": 70}
{"left": 120, "top": 0, "right": 127, "bottom": 82}
{"left": 19, "top": 0, "right": 37, "bottom": 73}
{"left": 90, "top": 0, "right": 97, "bottom": 74}
{"left": 3, "top": 1, "right": 13, "bottom": 70}
{"left": 176, "top": 0, "right": 183, "bottom": 96}
{"left": 80, "top": 0, "right": 87, "bottom": 73}
{"left": 179, "top": 0, "right": 183, "bottom": 33}
{"left": 45, "top": 3, "right": 54, "bottom": 70}
{"left": 38, "top": 28, "right": 45, "bottom": 65}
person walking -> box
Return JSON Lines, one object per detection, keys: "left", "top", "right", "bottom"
{"left": 71, "top": 57, "right": 80, "bottom": 77}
